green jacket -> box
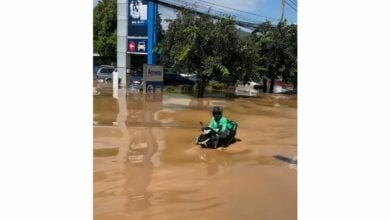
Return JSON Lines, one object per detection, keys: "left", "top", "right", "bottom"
{"left": 209, "top": 116, "right": 232, "bottom": 133}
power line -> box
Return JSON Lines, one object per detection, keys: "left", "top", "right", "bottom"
{"left": 160, "top": 0, "right": 257, "bottom": 26}
{"left": 287, "top": 0, "right": 297, "bottom": 8}
{"left": 174, "top": 0, "right": 233, "bottom": 16}
{"left": 171, "top": 0, "right": 238, "bottom": 19}
{"left": 162, "top": 0, "right": 276, "bottom": 22}
{"left": 290, "top": 0, "right": 298, "bottom": 6}
{"left": 285, "top": 1, "right": 297, "bottom": 12}
{"left": 156, "top": 0, "right": 261, "bottom": 29}
{"left": 197, "top": 0, "right": 277, "bottom": 21}
{"left": 174, "top": 0, "right": 263, "bottom": 24}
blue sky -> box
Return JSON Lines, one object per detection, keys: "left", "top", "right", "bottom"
{"left": 160, "top": 0, "right": 297, "bottom": 23}
{"left": 93, "top": 0, "right": 297, "bottom": 25}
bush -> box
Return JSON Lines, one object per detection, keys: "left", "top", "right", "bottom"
{"left": 208, "top": 80, "right": 227, "bottom": 90}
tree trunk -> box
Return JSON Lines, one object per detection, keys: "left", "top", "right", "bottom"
{"left": 269, "top": 75, "right": 275, "bottom": 93}
{"left": 197, "top": 78, "right": 207, "bottom": 97}
{"left": 262, "top": 78, "right": 267, "bottom": 93}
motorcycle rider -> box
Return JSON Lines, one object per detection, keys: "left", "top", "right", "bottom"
{"left": 208, "top": 106, "right": 234, "bottom": 147}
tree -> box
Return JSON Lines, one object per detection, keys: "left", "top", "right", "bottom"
{"left": 252, "top": 20, "right": 297, "bottom": 93}
{"left": 154, "top": 13, "right": 166, "bottom": 64}
{"left": 156, "top": 13, "right": 165, "bottom": 44}
{"left": 93, "top": 0, "right": 117, "bottom": 64}
{"left": 157, "top": 10, "right": 257, "bottom": 97}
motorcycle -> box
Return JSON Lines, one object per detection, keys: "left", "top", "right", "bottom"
{"left": 195, "top": 121, "right": 238, "bottom": 149}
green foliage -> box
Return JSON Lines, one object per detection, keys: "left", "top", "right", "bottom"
{"left": 93, "top": 0, "right": 117, "bottom": 63}
{"left": 157, "top": 10, "right": 257, "bottom": 97}
{"left": 178, "top": 46, "right": 191, "bottom": 62}
{"left": 156, "top": 13, "right": 165, "bottom": 44}
{"left": 208, "top": 80, "right": 227, "bottom": 90}
{"left": 252, "top": 20, "right": 297, "bottom": 92}
{"left": 154, "top": 13, "right": 166, "bottom": 63}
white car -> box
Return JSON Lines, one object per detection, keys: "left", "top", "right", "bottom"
{"left": 234, "top": 81, "right": 262, "bottom": 97}
{"left": 96, "top": 66, "right": 115, "bottom": 80}
{"left": 180, "top": 73, "right": 198, "bottom": 82}
{"left": 96, "top": 67, "right": 121, "bottom": 84}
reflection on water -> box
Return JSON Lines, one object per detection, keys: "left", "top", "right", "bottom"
{"left": 94, "top": 90, "right": 297, "bottom": 220}
{"left": 123, "top": 94, "right": 162, "bottom": 212}
{"left": 198, "top": 149, "right": 252, "bottom": 176}
{"left": 93, "top": 95, "right": 119, "bottom": 126}
{"left": 124, "top": 161, "right": 153, "bottom": 211}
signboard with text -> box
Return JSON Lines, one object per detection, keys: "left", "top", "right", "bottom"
{"left": 128, "top": 0, "right": 148, "bottom": 54}
{"left": 143, "top": 64, "right": 164, "bottom": 93}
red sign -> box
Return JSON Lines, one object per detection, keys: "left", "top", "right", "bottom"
{"left": 129, "top": 41, "right": 135, "bottom": 52}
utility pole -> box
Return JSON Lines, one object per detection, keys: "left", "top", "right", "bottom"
{"left": 280, "top": 0, "right": 285, "bottom": 22}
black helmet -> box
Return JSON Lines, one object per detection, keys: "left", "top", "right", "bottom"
{"left": 212, "top": 106, "right": 223, "bottom": 121}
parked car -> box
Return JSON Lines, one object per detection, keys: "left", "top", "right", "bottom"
{"left": 273, "top": 80, "right": 294, "bottom": 93}
{"left": 94, "top": 65, "right": 113, "bottom": 79}
{"left": 180, "top": 73, "right": 198, "bottom": 82}
{"left": 234, "top": 81, "right": 262, "bottom": 97}
{"left": 127, "top": 70, "right": 195, "bottom": 92}
{"left": 164, "top": 72, "right": 195, "bottom": 86}
{"left": 96, "top": 65, "right": 115, "bottom": 80}
{"left": 93, "top": 66, "right": 100, "bottom": 78}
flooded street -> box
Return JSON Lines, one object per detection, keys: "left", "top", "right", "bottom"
{"left": 94, "top": 88, "right": 297, "bottom": 220}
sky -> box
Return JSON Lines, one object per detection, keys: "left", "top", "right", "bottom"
{"left": 93, "top": 0, "right": 297, "bottom": 28}
{"left": 160, "top": 0, "right": 297, "bottom": 24}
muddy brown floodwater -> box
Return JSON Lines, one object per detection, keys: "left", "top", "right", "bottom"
{"left": 94, "top": 89, "right": 297, "bottom": 220}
